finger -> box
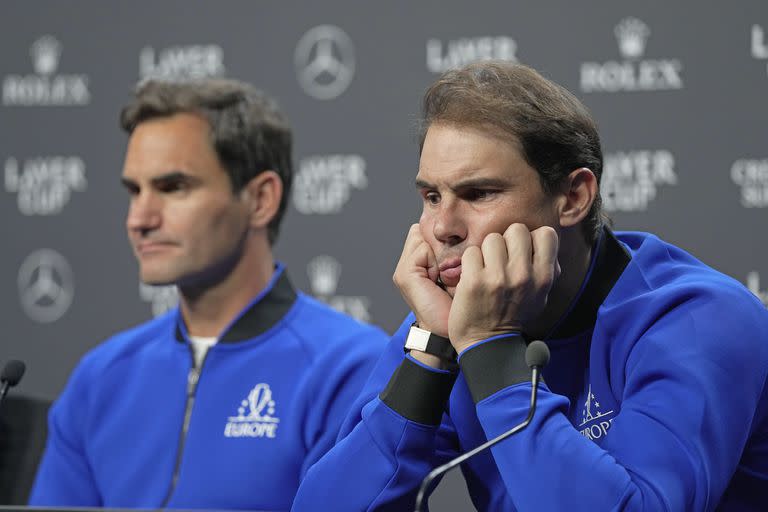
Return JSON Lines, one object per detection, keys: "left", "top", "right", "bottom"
{"left": 530, "top": 226, "right": 559, "bottom": 290}
{"left": 402, "top": 224, "right": 424, "bottom": 256}
{"left": 503, "top": 223, "right": 533, "bottom": 274}
{"left": 461, "top": 245, "right": 484, "bottom": 278}
{"left": 480, "top": 232, "right": 507, "bottom": 275}
{"left": 424, "top": 242, "right": 439, "bottom": 282}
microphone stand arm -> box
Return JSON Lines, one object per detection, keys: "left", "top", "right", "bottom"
{"left": 414, "top": 367, "right": 542, "bottom": 512}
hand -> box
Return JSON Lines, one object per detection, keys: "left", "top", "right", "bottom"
{"left": 393, "top": 224, "right": 452, "bottom": 337}
{"left": 448, "top": 224, "right": 561, "bottom": 354}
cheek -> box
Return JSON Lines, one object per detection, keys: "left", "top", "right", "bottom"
{"left": 466, "top": 211, "right": 514, "bottom": 243}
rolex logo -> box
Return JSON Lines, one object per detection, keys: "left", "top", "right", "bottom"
{"left": 307, "top": 255, "right": 341, "bottom": 296}
{"left": 615, "top": 17, "right": 650, "bottom": 59}
{"left": 30, "top": 35, "right": 62, "bottom": 75}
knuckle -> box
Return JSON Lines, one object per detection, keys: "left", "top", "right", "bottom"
{"left": 534, "top": 225, "right": 558, "bottom": 244}
{"left": 509, "top": 268, "right": 531, "bottom": 289}
{"left": 483, "top": 232, "right": 504, "bottom": 245}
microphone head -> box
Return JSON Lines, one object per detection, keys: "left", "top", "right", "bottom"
{"left": 525, "top": 341, "right": 550, "bottom": 369}
{"left": 1, "top": 360, "right": 26, "bottom": 387}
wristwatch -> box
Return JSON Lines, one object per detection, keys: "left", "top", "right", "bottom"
{"left": 404, "top": 323, "right": 457, "bottom": 362}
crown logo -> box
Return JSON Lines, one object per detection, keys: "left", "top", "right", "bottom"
{"left": 139, "top": 283, "right": 179, "bottom": 317}
{"left": 30, "top": 35, "right": 62, "bottom": 76}
{"left": 307, "top": 255, "right": 341, "bottom": 296}
{"left": 615, "top": 17, "right": 650, "bottom": 59}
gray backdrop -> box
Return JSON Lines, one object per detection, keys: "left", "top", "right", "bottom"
{"left": 1, "top": 1, "right": 767, "bottom": 509}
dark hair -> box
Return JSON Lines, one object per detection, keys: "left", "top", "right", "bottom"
{"left": 420, "top": 61, "right": 607, "bottom": 242}
{"left": 120, "top": 78, "right": 293, "bottom": 245}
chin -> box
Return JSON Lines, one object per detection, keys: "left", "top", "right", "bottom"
{"left": 140, "top": 271, "right": 179, "bottom": 287}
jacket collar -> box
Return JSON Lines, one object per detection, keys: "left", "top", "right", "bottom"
{"left": 545, "top": 227, "right": 631, "bottom": 340}
{"left": 174, "top": 265, "right": 298, "bottom": 344}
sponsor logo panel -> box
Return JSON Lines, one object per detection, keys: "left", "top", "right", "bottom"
{"left": 18, "top": 249, "right": 75, "bottom": 323}
{"left": 295, "top": 25, "right": 355, "bottom": 100}
{"left": 293, "top": 154, "right": 367, "bottom": 214}
{"left": 3, "top": 35, "right": 90, "bottom": 106}
{"left": 602, "top": 150, "right": 677, "bottom": 212}
{"left": 307, "top": 255, "right": 371, "bottom": 323}
{"left": 580, "top": 18, "right": 683, "bottom": 93}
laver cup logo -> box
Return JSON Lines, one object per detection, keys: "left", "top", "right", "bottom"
{"left": 3, "top": 35, "right": 90, "bottom": 106}
{"left": 4, "top": 156, "right": 87, "bottom": 215}
{"left": 427, "top": 36, "right": 517, "bottom": 73}
{"left": 139, "top": 44, "right": 225, "bottom": 80}
{"left": 602, "top": 150, "right": 677, "bottom": 212}
{"left": 293, "top": 154, "right": 367, "bottom": 214}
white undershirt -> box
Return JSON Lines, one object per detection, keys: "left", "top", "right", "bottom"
{"left": 188, "top": 336, "right": 217, "bottom": 368}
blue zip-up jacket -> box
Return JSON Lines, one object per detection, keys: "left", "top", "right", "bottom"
{"left": 293, "top": 230, "right": 768, "bottom": 511}
{"left": 29, "top": 266, "right": 388, "bottom": 511}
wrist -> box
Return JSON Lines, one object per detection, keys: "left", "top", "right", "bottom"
{"left": 409, "top": 350, "right": 454, "bottom": 371}
{"left": 414, "top": 318, "right": 448, "bottom": 338}
{"left": 453, "top": 328, "right": 523, "bottom": 355}
{"left": 404, "top": 322, "right": 458, "bottom": 370}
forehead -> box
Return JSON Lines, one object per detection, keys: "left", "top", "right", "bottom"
{"left": 122, "top": 112, "right": 221, "bottom": 178}
{"left": 417, "top": 123, "right": 528, "bottom": 184}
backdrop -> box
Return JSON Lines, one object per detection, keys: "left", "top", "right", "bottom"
{"left": 1, "top": 1, "right": 767, "bottom": 509}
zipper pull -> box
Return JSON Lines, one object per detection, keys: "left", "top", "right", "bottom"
{"left": 187, "top": 368, "right": 200, "bottom": 396}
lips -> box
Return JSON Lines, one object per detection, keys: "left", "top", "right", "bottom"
{"left": 135, "top": 241, "right": 176, "bottom": 256}
{"left": 438, "top": 258, "right": 462, "bottom": 287}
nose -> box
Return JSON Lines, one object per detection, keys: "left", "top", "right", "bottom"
{"left": 431, "top": 200, "right": 466, "bottom": 247}
{"left": 126, "top": 191, "right": 161, "bottom": 235}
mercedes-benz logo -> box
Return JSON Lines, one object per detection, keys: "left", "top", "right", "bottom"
{"left": 294, "top": 25, "right": 355, "bottom": 100}
{"left": 17, "top": 248, "right": 74, "bottom": 323}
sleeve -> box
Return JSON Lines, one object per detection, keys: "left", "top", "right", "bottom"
{"left": 292, "top": 316, "right": 461, "bottom": 511}
{"left": 296, "top": 325, "right": 391, "bottom": 478}
{"left": 28, "top": 358, "right": 101, "bottom": 506}
{"left": 458, "top": 293, "right": 768, "bottom": 511}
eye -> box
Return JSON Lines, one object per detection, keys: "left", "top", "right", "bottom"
{"left": 424, "top": 191, "right": 440, "bottom": 205}
{"left": 463, "top": 189, "right": 497, "bottom": 201}
{"left": 157, "top": 179, "right": 188, "bottom": 194}
{"left": 121, "top": 182, "right": 140, "bottom": 196}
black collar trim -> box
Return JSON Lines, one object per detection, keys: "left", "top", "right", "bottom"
{"left": 174, "top": 269, "right": 298, "bottom": 344}
{"left": 545, "top": 227, "right": 631, "bottom": 340}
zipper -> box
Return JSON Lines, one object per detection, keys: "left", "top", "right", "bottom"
{"left": 160, "top": 347, "right": 207, "bottom": 507}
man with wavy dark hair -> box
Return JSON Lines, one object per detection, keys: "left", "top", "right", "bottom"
{"left": 29, "top": 78, "right": 387, "bottom": 510}
{"left": 293, "top": 61, "right": 768, "bottom": 511}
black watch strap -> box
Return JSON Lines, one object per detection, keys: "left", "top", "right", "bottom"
{"left": 404, "top": 323, "right": 457, "bottom": 362}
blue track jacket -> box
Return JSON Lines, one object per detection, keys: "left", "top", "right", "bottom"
{"left": 293, "top": 230, "right": 768, "bottom": 511}
{"left": 30, "top": 266, "right": 388, "bottom": 511}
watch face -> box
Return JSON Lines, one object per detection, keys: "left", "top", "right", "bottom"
{"left": 405, "top": 325, "right": 431, "bottom": 352}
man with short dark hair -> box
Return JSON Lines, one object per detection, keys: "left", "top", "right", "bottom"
{"left": 292, "top": 61, "right": 768, "bottom": 511}
{"left": 29, "top": 79, "right": 387, "bottom": 510}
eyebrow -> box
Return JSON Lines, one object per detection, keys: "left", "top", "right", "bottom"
{"left": 120, "top": 171, "right": 200, "bottom": 189}
{"left": 415, "top": 176, "right": 510, "bottom": 191}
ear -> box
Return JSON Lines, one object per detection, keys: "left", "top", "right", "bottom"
{"left": 240, "top": 170, "right": 283, "bottom": 230}
{"left": 557, "top": 168, "right": 597, "bottom": 228}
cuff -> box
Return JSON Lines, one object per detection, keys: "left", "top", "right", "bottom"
{"left": 379, "top": 357, "right": 457, "bottom": 425}
{"left": 459, "top": 334, "right": 530, "bottom": 403}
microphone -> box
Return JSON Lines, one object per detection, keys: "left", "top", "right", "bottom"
{"left": 414, "top": 341, "right": 550, "bottom": 512}
{"left": 0, "top": 360, "right": 27, "bottom": 416}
